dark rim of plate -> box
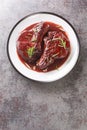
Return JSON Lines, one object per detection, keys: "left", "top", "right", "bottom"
{"left": 7, "top": 12, "right": 81, "bottom": 82}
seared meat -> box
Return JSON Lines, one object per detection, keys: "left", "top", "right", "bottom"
{"left": 36, "top": 31, "right": 70, "bottom": 70}
{"left": 17, "top": 22, "right": 49, "bottom": 63}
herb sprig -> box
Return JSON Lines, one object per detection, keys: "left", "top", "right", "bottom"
{"left": 27, "top": 47, "right": 35, "bottom": 57}
{"left": 52, "top": 38, "right": 66, "bottom": 49}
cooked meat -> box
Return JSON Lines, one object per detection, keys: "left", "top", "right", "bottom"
{"left": 17, "top": 22, "right": 49, "bottom": 63}
{"left": 36, "top": 31, "right": 70, "bottom": 69}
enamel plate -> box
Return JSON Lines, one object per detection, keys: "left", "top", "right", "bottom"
{"left": 7, "top": 12, "right": 80, "bottom": 82}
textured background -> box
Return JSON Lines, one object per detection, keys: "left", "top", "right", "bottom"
{"left": 0, "top": 0, "right": 87, "bottom": 130}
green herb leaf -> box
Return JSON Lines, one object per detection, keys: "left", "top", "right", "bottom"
{"left": 27, "top": 47, "right": 35, "bottom": 57}
{"left": 52, "top": 38, "right": 66, "bottom": 49}
{"left": 58, "top": 39, "right": 66, "bottom": 49}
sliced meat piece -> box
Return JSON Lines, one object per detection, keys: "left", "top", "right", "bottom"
{"left": 36, "top": 31, "right": 70, "bottom": 70}
{"left": 17, "top": 22, "right": 49, "bottom": 63}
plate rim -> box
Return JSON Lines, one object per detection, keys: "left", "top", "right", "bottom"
{"left": 7, "top": 12, "right": 80, "bottom": 82}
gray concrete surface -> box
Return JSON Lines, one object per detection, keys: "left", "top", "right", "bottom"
{"left": 0, "top": 0, "right": 87, "bottom": 130}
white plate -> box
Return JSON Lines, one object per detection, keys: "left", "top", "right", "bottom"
{"left": 7, "top": 12, "right": 80, "bottom": 82}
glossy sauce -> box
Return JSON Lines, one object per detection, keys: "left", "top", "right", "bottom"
{"left": 17, "top": 22, "right": 70, "bottom": 72}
